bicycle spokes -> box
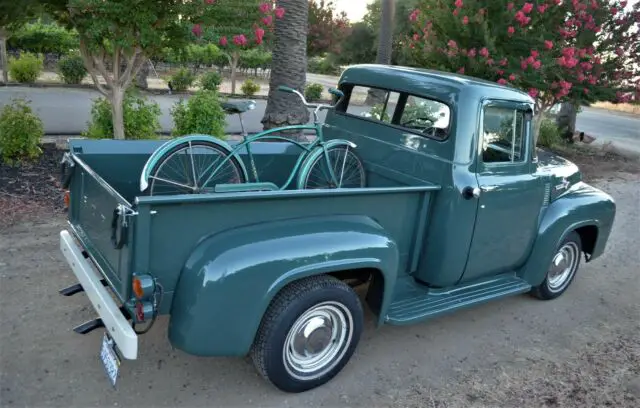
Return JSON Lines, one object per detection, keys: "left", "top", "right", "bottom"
{"left": 303, "top": 146, "right": 366, "bottom": 189}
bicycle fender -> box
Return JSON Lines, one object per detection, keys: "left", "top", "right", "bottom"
{"left": 139, "top": 134, "right": 249, "bottom": 191}
{"left": 296, "top": 139, "right": 358, "bottom": 189}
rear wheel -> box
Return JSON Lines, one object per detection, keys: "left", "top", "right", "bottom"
{"left": 250, "top": 275, "right": 363, "bottom": 393}
{"left": 300, "top": 145, "right": 366, "bottom": 189}
{"left": 530, "top": 231, "right": 582, "bottom": 300}
{"left": 146, "top": 140, "right": 245, "bottom": 196}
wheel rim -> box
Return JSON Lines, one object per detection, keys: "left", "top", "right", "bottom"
{"left": 283, "top": 301, "right": 353, "bottom": 381}
{"left": 303, "top": 147, "right": 365, "bottom": 189}
{"left": 547, "top": 241, "right": 580, "bottom": 292}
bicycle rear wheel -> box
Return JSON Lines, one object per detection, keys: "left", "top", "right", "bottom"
{"left": 147, "top": 140, "right": 245, "bottom": 196}
{"left": 300, "top": 145, "right": 366, "bottom": 189}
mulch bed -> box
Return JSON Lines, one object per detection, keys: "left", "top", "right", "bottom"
{"left": 0, "top": 143, "right": 67, "bottom": 229}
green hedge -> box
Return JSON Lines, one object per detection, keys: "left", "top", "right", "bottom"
{"left": 8, "top": 22, "right": 79, "bottom": 55}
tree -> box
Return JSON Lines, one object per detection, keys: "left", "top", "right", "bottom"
{"left": 307, "top": 0, "right": 350, "bottom": 57}
{"left": 406, "top": 0, "right": 640, "bottom": 143}
{"left": 44, "top": 0, "right": 280, "bottom": 139}
{"left": 366, "top": 0, "right": 396, "bottom": 104}
{"left": 261, "top": 0, "right": 309, "bottom": 133}
{"left": 338, "top": 22, "right": 377, "bottom": 64}
{"left": 361, "top": 0, "right": 419, "bottom": 65}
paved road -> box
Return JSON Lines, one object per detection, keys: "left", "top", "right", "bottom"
{"left": 1, "top": 86, "right": 639, "bottom": 154}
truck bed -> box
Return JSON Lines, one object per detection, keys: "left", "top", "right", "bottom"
{"left": 64, "top": 139, "right": 440, "bottom": 309}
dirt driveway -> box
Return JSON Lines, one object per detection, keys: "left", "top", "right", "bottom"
{"left": 1, "top": 172, "right": 639, "bottom": 407}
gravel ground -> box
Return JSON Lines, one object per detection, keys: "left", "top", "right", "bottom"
{"left": 0, "top": 148, "right": 639, "bottom": 407}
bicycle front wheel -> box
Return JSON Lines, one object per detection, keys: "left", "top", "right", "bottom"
{"left": 301, "top": 145, "right": 366, "bottom": 189}
{"left": 147, "top": 140, "right": 245, "bottom": 196}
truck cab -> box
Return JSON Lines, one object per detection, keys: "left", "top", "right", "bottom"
{"left": 58, "top": 64, "right": 615, "bottom": 394}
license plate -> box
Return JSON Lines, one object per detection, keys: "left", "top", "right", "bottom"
{"left": 100, "top": 333, "right": 120, "bottom": 387}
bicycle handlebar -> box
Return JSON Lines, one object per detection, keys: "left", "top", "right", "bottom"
{"left": 277, "top": 85, "right": 345, "bottom": 113}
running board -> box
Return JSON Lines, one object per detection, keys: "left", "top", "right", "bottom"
{"left": 385, "top": 275, "right": 532, "bottom": 325}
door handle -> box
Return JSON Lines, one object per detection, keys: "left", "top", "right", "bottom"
{"left": 462, "top": 186, "right": 481, "bottom": 199}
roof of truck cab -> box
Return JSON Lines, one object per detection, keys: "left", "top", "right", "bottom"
{"left": 338, "top": 64, "right": 534, "bottom": 105}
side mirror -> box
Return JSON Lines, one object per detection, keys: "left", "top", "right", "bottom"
{"left": 328, "top": 87, "right": 344, "bottom": 98}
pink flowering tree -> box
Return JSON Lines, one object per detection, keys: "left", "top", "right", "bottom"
{"left": 203, "top": 0, "right": 284, "bottom": 94}
{"left": 406, "top": 0, "right": 640, "bottom": 143}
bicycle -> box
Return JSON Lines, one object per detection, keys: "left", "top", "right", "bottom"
{"left": 139, "top": 86, "right": 366, "bottom": 196}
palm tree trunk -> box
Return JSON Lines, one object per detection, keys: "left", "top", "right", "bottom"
{"left": 365, "top": 0, "right": 395, "bottom": 105}
{"left": 261, "top": 0, "right": 310, "bottom": 136}
{"left": 0, "top": 29, "right": 9, "bottom": 84}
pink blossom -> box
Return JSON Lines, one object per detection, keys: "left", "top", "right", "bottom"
{"left": 192, "top": 24, "right": 202, "bottom": 37}
{"left": 508, "top": 26, "right": 515, "bottom": 35}
{"left": 621, "top": 1, "right": 627, "bottom": 7}
{"left": 530, "top": 50, "right": 539, "bottom": 58}
{"left": 611, "top": 7, "right": 618, "bottom": 15}
{"left": 578, "top": 48, "right": 587, "bottom": 58}
{"left": 544, "top": 40, "right": 553, "bottom": 50}
{"left": 507, "top": 3, "right": 514, "bottom": 11}
{"left": 255, "top": 27, "right": 265, "bottom": 44}
{"left": 233, "top": 34, "right": 247, "bottom": 46}
{"left": 590, "top": 0, "right": 598, "bottom": 9}
{"left": 448, "top": 39, "right": 458, "bottom": 48}
{"left": 533, "top": 60, "right": 541, "bottom": 70}
{"left": 537, "top": 4, "right": 547, "bottom": 13}
{"left": 554, "top": 0, "right": 561, "bottom": 4}
{"left": 409, "top": 9, "right": 420, "bottom": 22}
{"left": 455, "top": 0, "right": 463, "bottom": 8}
{"left": 458, "top": 67, "right": 465, "bottom": 74}
{"left": 259, "top": 2, "right": 270, "bottom": 13}
{"left": 413, "top": 33, "right": 419, "bottom": 41}
{"left": 583, "top": 88, "right": 589, "bottom": 94}
{"left": 453, "top": 9, "right": 459, "bottom": 16}
{"left": 580, "top": 62, "right": 593, "bottom": 71}
{"left": 262, "top": 15, "right": 273, "bottom": 26}
{"left": 479, "top": 47, "right": 489, "bottom": 58}
{"left": 462, "top": 16, "right": 469, "bottom": 24}
{"left": 526, "top": 55, "right": 535, "bottom": 64}
{"left": 468, "top": 48, "right": 476, "bottom": 57}
{"left": 509, "top": 74, "right": 516, "bottom": 81}
{"left": 205, "top": 0, "right": 215, "bottom": 4}
{"left": 588, "top": 75, "right": 596, "bottom": 84}
{"left": 497, "top": 69, "right": 504, "bottom": 76}
{"left": 522, "top": 3, "right": 534, "bottom": 14}
{"left": 500, "top": 58, "right": 508, "bottom": 66}
{"left": 521, "top": 59, "right": 528, "bottom": 70}
{"left": 497, "top": 78, "right": 508, "bottom": 85}
{"left": 561, "top": 47, "right": 576, "bottom": 58}
{"left": 219, "top": 36, "right": 228, "bottom": 46}
{"left": 615, "top": 47, "right": 624, "bottom": 56}
{"left": 528, "top": 88, "right": 539, "bottom": 98}
{"left": 577, "top": 73, "right": 585, "bottom": 82}
{"left": 486, "top": 58, "right": 494, "bottom": 65}
{"left": 275, "top": 7, "right": 285, "bottom": 19}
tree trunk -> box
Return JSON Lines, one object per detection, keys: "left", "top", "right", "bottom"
{"left": 111, "top": 87, "right": 125, "bottom": 140}
{"left": 135, "top": 58, "right": 149, "bottom": 90}
{"left": 230, "top": 51, "right": 239, "bottom": 95}
{"left": 555, "top": 102, "right": 577, "bottom": 143}
{"left": 0, "top": 31, "right": 8, "bottom": 84}
{"left": 533, "top": 111, "right": 545, "bottom": 147}
{"left": 261, "top": 0, "right": 310, "bottom": 136}
{"left": 365, "top": 0, "right": 395, "bottom": 105}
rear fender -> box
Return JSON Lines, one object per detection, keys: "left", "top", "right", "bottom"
{"left": 167, "top": 214, "right": 398, "bottom": 357}
{"left": 139, "top": 134, "right": 249, "bottom": 191}
{"left": 296, "top": 139, "right": 358, "bottom": 189}
{"left": 518, "top": 182, "right": 615, "bottom": 286}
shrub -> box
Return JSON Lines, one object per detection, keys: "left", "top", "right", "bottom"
{"left": 307, "top": 55, "right": 340, "bottom": 75}
{"left": 240, "top": 79, "right": 260, "bottom": 96}
{"left": 8, "top": 52, "right": 43, "bottom": 83}
{"left": 84, "top": 90, "right": 161, "bottom": 139}
{"left": 0, "top": 99, "right": 44, "bottom": 165}
{"left": 7, "top": 22, "right": 79, "bottom": 55}
{"left": 170, "top": 68, "right": 196, "bottom": 92}
{"left": 199, "top": 71, "right": 222, "bottom": 91}
{"left": 305, "top": 83, "right": 324, "bottom": 101}
{"left": 171, "top": 90, "right": 227, "bottom": 138}
{"left": 57, "top": 53, "right": 87, "bottom": 84}
{"left": 537, "top": 117, "right": 562, "bottom": 148}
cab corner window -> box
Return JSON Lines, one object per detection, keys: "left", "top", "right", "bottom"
{"left": 346, "top": 86, "right": 398, "bottom": 123}
{"left": 481, "top": 106, "right": 526, "bottom": 163}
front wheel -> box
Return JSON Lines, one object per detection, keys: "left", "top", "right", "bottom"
{"left": 250, "top": 275, "right": 364, "bottom": 393}
{"left": 300, "top": 145, "right": 366, "bottom": 189}
{"left": 530, "top": 231, "right": 582, "bottom": 300}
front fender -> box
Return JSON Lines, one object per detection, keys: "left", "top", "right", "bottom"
{"left": 167, "top": 214, "right": 398, "bottom": 357}
{"left": 519, "top": 181, "right": 615, "bottom": 286}
{"left": 139, "top": 134, "right": 249, "bottom": 191}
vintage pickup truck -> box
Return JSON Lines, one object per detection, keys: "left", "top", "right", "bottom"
{"left": 58, "top": 64, "right": 616, "bottom": 393}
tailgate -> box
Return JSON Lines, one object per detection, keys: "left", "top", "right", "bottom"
{"left": 63, "top": 153, "right": 133, "bottom": 301}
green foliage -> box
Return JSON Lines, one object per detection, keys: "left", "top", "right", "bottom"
{"left": 57, "top": 53, "right": 87, "bottom": 84}
{"left": 239, "top": 49, "right": 272, "bottom": 73}
{"left": 537, "top": 118, "right": 562, "bottom": 148}
{"left": 7, "top": 22, "right": 79, "bottom": 54}
{"left": 308, "top": 0, "right": 350, "bottom": 57}
{"left": 84, "top": 91, "right": 161, "bottom": 139}
{"left": 171, "top": 90, "right": 227, "bottom": 138}
{"left": 170, "top": 68, "right": 196, "bottom": 92}
{"left": 164, "top": 43, "right": 223, "bottom": 67}
{"left": 305, "top": 83, "right": 324, "bottom": 101}
{"left": 307, "top": 55, "right": 340, "bottom": 75}
{"left": 199, "top": 71, "right": 222, "bottom": 91}
{"left": 8, "top": 52, "right": 43, "bottom": 83}
{"left": 240, "top": 79, "right": 260, "bottom": 96}
{"left": 0, "top": 99, "right": 44, "bottom": 165}
{"left": 337, "top": 22, "right": 376, "bottom": 65}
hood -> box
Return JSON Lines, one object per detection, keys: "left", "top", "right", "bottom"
{"left": 535, "top": 148, "right": 582, "bottom": 202}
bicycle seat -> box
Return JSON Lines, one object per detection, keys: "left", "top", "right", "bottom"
{"left": 222, "top": 100, "right": 256, "bottom": 114}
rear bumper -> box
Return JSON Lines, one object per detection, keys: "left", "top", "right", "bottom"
{"left": 59, "top": 229, "right": 138, "bottom": 359}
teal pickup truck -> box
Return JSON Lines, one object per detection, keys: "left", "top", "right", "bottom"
{"left": 58, "top": 64, "right": 616, "bottom": 393}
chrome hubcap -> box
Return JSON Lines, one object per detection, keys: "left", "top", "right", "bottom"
{"left": 547, "top": 242, "right": 579, "bottom": 292}
{"left": 283, "top": 301, "right": 352, "bottom": 380}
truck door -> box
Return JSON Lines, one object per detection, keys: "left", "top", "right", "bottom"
{"left": 462, "top": 100, "right": 544, "bottom": 281}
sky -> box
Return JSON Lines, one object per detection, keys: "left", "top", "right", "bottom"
{"left": 332, "top": 0, "right": 371, "bottom": 22}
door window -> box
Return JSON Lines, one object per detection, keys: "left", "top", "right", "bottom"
{"left": 398, "top": 95, "right": 450, "bottom": 140}
{"left": 481, "top": 106, "right": 526, "bottom": 163}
